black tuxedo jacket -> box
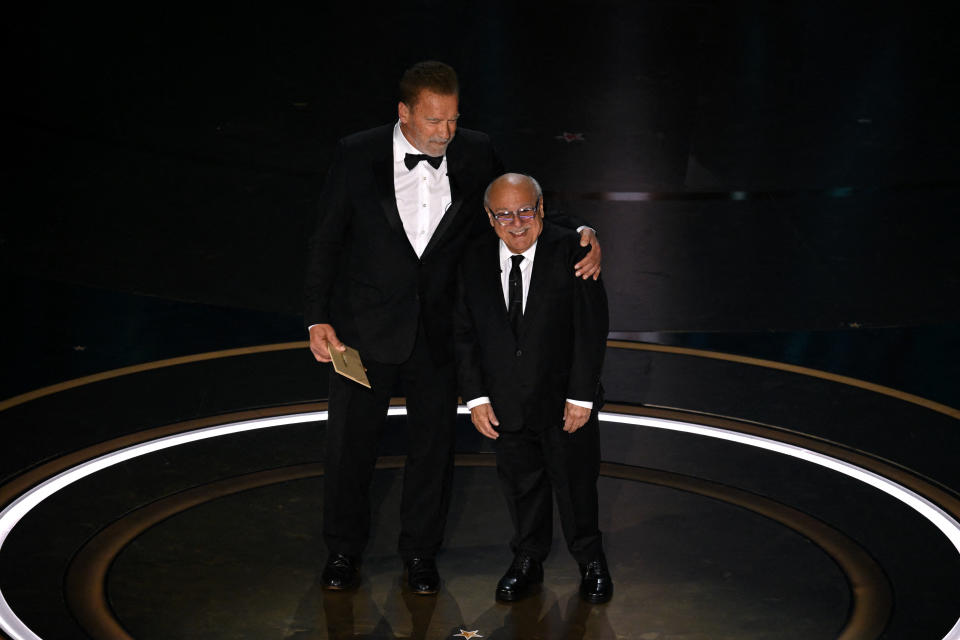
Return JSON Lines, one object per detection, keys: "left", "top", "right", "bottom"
{"left": 454, "top": 222, "right": 609, "bottom": 431}
{"left": 304, "top": 124, "right": 504, "bottom": 365}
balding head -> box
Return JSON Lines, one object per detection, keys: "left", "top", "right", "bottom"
{"left": 484, "top": 173, "right": 545, "bottom": 254}
{"left": 484, "top": 173, "right": 542, "bottom": 210}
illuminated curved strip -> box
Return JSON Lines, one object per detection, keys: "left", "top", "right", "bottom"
{"left": 1, "top": 408, "right": 959, "bottom": 640}
{"left": 0, "top": 412, "right": 326, "bottom": 640}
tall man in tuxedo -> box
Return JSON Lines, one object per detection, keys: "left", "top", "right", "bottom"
{"left": 303, "top": 61, "right": 601, "bottom": 595}
{"left": 455, "top": 173, "right": 613, "bottom": 604}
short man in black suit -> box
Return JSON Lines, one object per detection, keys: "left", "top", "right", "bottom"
{"left": 303, "top": 62, "right": 602, "bottom": 595}
{"left": 455, "top": 173, "right": 613, "bottom": 604}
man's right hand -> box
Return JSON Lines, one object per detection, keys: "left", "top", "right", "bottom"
{"left": 470, "top": 403, "right": 500, "bottom": 440}
{"left": 309, "top": 324, "right": 346, "bottom": 362}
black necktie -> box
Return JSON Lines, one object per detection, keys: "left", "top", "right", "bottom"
{"left": 508, "top": 255, "right": 524, "bottom": 338}
{"left": 404, "top": 153, "right": 443, "bottom": 170}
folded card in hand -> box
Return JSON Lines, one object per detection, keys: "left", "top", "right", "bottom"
{"left": 330, "top": 345, "right": 371, "bottom": 389}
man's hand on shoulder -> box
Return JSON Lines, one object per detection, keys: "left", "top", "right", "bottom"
{"left": 575, "top": 228, "right": 602, "bottom": 280}
{"left": 469, "top": 403, "right": 500, "bottom": 440}
{"left": 309, "top": 324, "right": 346, "bottom": 363}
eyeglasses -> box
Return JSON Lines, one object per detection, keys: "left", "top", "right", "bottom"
{"left": 487, "top": 198, "right": 541, "bottom": 225}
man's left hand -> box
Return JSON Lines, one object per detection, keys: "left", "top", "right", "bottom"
{"left": 575, "top": 228, "right": 602, "bottom": 280}
{"left": 562, "top": 402, "right": 591, "bottom": 433}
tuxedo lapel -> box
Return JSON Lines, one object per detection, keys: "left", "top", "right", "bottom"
{"left": 422, "top": 173, "right": 462, "bottom": 258}
{"left": 373, "top": 155, "right": 406, "bottom": 239}
{"left": 421, "top": 138, "right": 475, "bottom": 259}
{"left": 476, "top": 237, "right": 511, "bottom": 335}
{"left": 490, "top": 241, "right": 510, "bottom": 318}
{"left": 518, "top": 226, "right": 556, "bottom": 340}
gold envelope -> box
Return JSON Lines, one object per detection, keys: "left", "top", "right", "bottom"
{"left": 329, "top": 345, "right": 371, "bottom": 389}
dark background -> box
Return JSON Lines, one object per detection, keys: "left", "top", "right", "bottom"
{"left": 3, "top": 2, "right": 959, "bottom": 394}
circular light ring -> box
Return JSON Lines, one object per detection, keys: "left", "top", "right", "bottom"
{"left": 65, "top": 456, "right": 889, "bottom": 640}
{"left": 0, "top": 407, "right": 959, "bottom": 640}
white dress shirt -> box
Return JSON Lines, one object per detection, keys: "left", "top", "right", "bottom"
{"left": 467, "top": 238, "right": 593, "bottom": 412}
{"left": 498, "top": 238, "right": 537, "bottom": 313}
{"left": 392, "top": 121, "right": 451, "bottom": 257}
{"left": 307, "top": 123, "right": 451, "bottom": 333}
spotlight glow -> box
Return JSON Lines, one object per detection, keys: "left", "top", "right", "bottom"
{"left": 0, "top": 408, "right": 958, "bottom": 640}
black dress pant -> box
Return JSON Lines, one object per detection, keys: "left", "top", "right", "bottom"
{"left": 493, "top": 412, "right": 603, "bottom": 566}
{"left": 323, "top": 324, "right": 458, "bottom": 560}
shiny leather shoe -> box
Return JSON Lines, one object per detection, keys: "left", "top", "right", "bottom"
{"left": 405, "top": 556, "right": 440, "bottom": 595}
{"left": 321, "top": 552, "right": 361, "bottom": 590}
{"left": 495, "top": 554, "right": 543, "bottom": 602}
{"left": 579, "top": 554, "right": 613, "bottom": 604}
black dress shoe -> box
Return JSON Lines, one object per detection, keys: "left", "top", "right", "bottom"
{"left": 405, "top": 556, "right": 440, "bottom": 595}
{"left": 495, "top": 554, "right": 543, "bottom": 602}
{"left": 579, "top": 554, "right": 613, "bottom": 604}
{"left": 321, "top": 552, "right": 361, "bottom": 590}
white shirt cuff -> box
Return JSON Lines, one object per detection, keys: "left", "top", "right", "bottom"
{"left": 566, "top": 398, "right": 593, "bottom": 410}
{"left": 466, "top": 397, "right": 491, "bottom": 409}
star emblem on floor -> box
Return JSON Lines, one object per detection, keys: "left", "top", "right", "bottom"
{"left": 453, "top": 630, "right": 483, "bottom": 639}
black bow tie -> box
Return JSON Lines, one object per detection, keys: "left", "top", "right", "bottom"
{"left": 404, "top": 153, "right": 444, "bottom": 170}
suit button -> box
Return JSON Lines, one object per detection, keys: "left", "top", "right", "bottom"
{"left": 515, "top": 349, "right": 522, "bottom": 357}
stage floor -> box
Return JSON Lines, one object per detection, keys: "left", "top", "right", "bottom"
{"left": 2, "top": 326, "right": 958, "bottom": 639}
